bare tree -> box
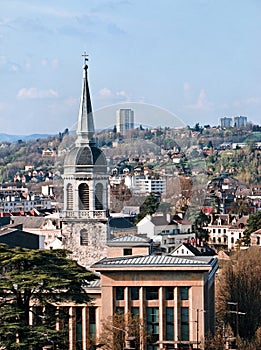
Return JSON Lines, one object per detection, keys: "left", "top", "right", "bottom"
{"left": 216, "top": 247, "right": 261, "bottom": 340}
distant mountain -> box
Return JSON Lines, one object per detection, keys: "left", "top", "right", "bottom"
{"left": 0, "top": 133, "right": 54, "bottom": 142}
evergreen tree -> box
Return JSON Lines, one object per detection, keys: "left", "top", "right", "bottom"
{"left": 242, "top": 211, "right": 261, "bottom": 245}
{"left": 135, "top": 194, "right": 160, "bottom": 222}
{"left": 0, "top": 245, "right": 97, "bottom": 349}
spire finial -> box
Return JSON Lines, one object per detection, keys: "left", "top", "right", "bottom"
{"left": 82, "top": 51, "right": 89, "bottom": 68}
{"left": 76, "top": 52, "right": 95, "bottom": 146}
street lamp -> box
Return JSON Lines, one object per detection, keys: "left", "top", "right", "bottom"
{"left": 111, "top": 325, "right": 136, "bottom": 350}
{"left": 191, "top": 308, "right": 206, "bottom": 350}
{"left": 227, "top": 301, "right": 246, "bottom": 346}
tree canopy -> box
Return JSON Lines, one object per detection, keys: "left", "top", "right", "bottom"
{"left": 243, "top": 211, "right": 261, "bottom": 245}
{"left": 216, "top": 247, "right": 261, "bottom": 341}
{"left": 0, "top": 245, "right": 97, "bottom": 349}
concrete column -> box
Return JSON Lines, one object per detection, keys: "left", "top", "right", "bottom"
{"left": 89, "top": 181, "right": 94, "bottom": 211}
{"left": 69, "top": 306, "right": 76, "bottom": 350}
{"left": 96, "top": 306, "right": 101, "bottom": 340}
{"left": 82, "top": 307, "right": 88, "bottom": 350}
{"left": 174, "top": 287, "right": 179, "bottom": 344}
{"left": 159, "top": 287, "right": 164, "bottom": 347}
{"left": 140, "top": 287, "right": 145, "bottom": 350}
{"left": 125, "top": 286, "right": 129, "bottom": 315}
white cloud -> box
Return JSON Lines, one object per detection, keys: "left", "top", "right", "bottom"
{"left": 98, "top": 88, "right": 113, "bottom": 98}
{"left": 17, "top": 87, "right": 59, "bottom": 100}
{"left": 97, "top": 88, "right": 130, "bottom": 103}
{"left": 116, "top": 90, "right": 127, "bottom": 97}
{"left": 195, "top": 89, "right": 207, "bottom": 109}
{"left": 41, "top": 58, "right": 60, "bottom": 70}
{"left": 186, "top": 89, "right": 211, "bottom": 110}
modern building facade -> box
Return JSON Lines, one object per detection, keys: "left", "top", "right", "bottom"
{"left": 219, "top": 117, "right": 232, "bottom": 128}
{"left": 233, "top": 115, "right": 247, "bottom": 128}
{"left": 218, "top": 115, "right": 248, "bottom": 128}
{"left": 116, "top": 108, "right": 134, "bottom": 135}
{"left": 90, "top": 254, "right": 218, "bottom": 350}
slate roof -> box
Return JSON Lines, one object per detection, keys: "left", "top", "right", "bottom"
{"left": 151, "top": 216, "right": 169, "bottom": 226}
{"left": 107, "top": 234, "right": 152, "bottom": 246}
{"left": 87, "top": 278, "right": 101, "bottom": 289}
{"left": 150, "top": 215, "right": 191, "bottom": 227}
{"left": 171, "top": 243, "right": 216, "bottom": 256}
{"left": 0, "top": 227, "right": 41, "bottom": 249}
{"left": 109, "top": 217, "right": 135, "bottom": 229}
{"left": 11, "top": 216, "right": 46, "bottom": 229}
{"left": 92, "top": 254, "right": 216, "bottom": 268}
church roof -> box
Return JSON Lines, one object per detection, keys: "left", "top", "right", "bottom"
{"left": 63, "top": 55, "right": 107, "bottom": 174}
{"left": 76, "top": 54, "right": 94, "bottom": 146}
{"left": 64, "top": 144, "right": 107, "bottom": 173}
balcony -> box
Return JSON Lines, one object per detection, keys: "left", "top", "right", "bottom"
{"left": 62, "top": 210, "right": 107, "bottom": 220}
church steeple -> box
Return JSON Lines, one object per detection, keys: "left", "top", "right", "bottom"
{"left": 76, "top": 53, "right": 95, "bottom": 146}
{"left": 62, "top": 54, "right": 109, "bottom": 268}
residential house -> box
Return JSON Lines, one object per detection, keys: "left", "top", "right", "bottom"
{"left": 170, "top": 242, "right": 216, "bottom": 257}
{"left": 205, "top": 214, "right": 248, "bottom": 250}
{"left": 250, "top": 228, "right": 261, "bottom": 247}
{"left": 137, "top": 214, "right": 194, "bottom": 253}
{"left": 0, "top": 224, "right": 44, "bottom": 249}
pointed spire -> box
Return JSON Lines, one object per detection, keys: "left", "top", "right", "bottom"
{"left": 76, "top": 53, "right": 95, "bottom": 146}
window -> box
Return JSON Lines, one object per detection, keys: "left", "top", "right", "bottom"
{"left": 76, "top": 307, "right": 83, "bottom": 347}
{"left": 213, "top": 229, "right": 216, "bottom": 233}
{"left": 231, "top": 237, "right": 234, "bottom": 244}
{"left": 165, "top": 287, "right": 174, "bottom": 300}
{"left": 213, "top": 237, "right": 216, "bottom": 243}
{"left": 218, "top": 229, "right": 221, "bottom": 234}
{"left": 181, "top": 307, "right": 189, "bottom": 341}
{"left": 147, "top": 307, "right": 159, "bottom": 344}
{"left": 130, "top": 287, "right": 139, "bottom": 300}
{"left": 166, "top": 307, "right": 174, "bottom": 340}
{"left": 95, "top": 183, "right": 103, "bottom": 210}
{"left": 146, "top": 287, "right": 159, "bottom": 300}
{"left": 89, "top": 307, "right": 96, "bottom": 338}
{"left": 180, "top": 287, "right": 189, "bottom": 300}
{"left": 79, "top": 183, "right": 89, "bottom": 210}
{"left": 116, "top": 287, "right": 125, "bottom": 300}
{"left": 123, "top": 248, "right": 132, "bottom": 256}
{"left": 115, "top": 307, "right": 124, "bottom": 314}
{"left": 80, "top": 229, "right": 88, "bottom": 246}
{"left": 131, "top": 307, "right": 139, "bottom": 318}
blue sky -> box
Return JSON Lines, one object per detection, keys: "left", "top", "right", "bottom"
{"left": 0, "top": 0, "right": 260, "bottom": 134}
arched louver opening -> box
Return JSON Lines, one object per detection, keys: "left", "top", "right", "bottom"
{"left": 79, "top": 183, "right": 89, "bottom": 210}
{"left": 80, "top": 229, "right": 88, "bottom": 245}
{"left": 95, "top": 183, "right": 103, "bottom": 210}
{"left": 66, "top": 184, "right": 73, "bottom": 210}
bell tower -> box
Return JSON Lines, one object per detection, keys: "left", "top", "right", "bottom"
{"left": 61, "top": 54, "right": 109, "bottom": 267}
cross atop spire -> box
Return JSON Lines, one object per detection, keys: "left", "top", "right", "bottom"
{"left": 82, "top": 51, "right": 89, "bottom": 64}
{"left": 75, "top": 52, "right": 95, "bottom": 146}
